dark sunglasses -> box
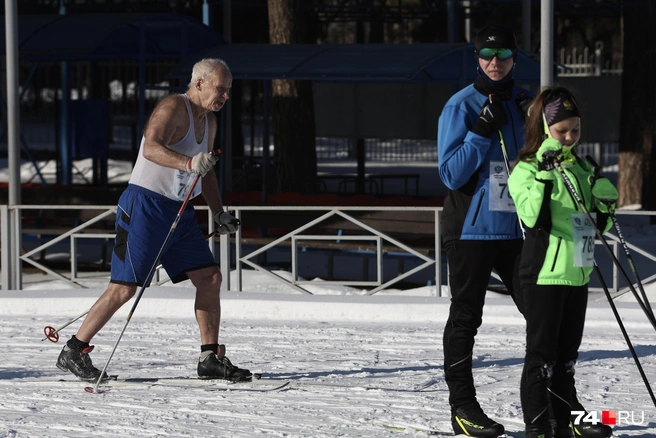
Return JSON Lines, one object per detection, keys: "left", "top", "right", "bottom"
{"left": 477, "top": 47, "right": 515, "bottom": 61}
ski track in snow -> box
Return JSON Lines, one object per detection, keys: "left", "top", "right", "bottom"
{"left": 1, "top": 304, "right": 656, "bottom": 438}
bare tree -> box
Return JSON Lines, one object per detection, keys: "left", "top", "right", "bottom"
{"left": 267, "top": 0, "right": 317, "bottom": 193}
{"left": 618, "top": 1, "right": 656, "bottom": 210}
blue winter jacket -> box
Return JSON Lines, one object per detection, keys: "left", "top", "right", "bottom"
{"left": 438, "top": 83, "right": 531, "bottom": 243}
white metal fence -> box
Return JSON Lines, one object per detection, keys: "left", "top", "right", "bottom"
{"left": 2, "top": 204, "right": 656, "bottom": 300}
{"left": 557, "top": 42, "right": 622, "bottom": 77}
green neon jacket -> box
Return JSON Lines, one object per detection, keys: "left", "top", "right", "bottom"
{"left": 508, "top": 153, "right": 613, "bottom": 286}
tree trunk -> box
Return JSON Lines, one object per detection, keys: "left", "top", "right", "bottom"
{"left": 618, "top": 1, "right": 656, "bottom": 211}
{"left": 267, "top": 0, "right": 317, "bottom": 193}
{"left": 617, "top": 152, "right": 643, "bottom": 208}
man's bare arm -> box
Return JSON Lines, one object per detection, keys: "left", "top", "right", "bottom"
{"left": 142, "top": 95, "right": 191, "bottom": 171}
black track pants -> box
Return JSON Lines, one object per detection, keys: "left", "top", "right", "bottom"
{"left": 443, "top": 238, "right": 523, "bottom": 406}
{"left": 520, "top": 283, "right": 588, "bottom": 428}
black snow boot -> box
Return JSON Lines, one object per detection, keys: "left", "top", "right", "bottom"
{"left": 451, "top": 400, "right": 505, "bottom": 437}
{"left": 197, "top": 344, "right": 252, "bottom": 382}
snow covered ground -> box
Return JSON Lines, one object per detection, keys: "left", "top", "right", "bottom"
{"left": 2, "top": 146, "right": 655, "bottom": 436}
{"left": 1, "top": 270, "right": 656, "bottom": 438}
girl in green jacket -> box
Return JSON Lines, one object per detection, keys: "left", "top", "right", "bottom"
{"left": 508, "top": 87, "right": 617, "bottom": 438}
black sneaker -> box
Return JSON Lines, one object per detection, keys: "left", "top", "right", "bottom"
{"left": 451, "top": 401, "right": 505, "bottom": 437}
{"left": 197, "top": 345, "right": 252, "bottom": 381}
{"left": 56, "top": 345, "right": 108, "bottom": 381}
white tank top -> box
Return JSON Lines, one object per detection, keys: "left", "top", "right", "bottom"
{"left": 129, "top": 94, "right": 209, "bottom": 201}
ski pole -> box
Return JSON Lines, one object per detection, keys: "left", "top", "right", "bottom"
{"left": 553, "top": 161, "right": 656, "bottom": 331}
{"left": 42, "top": 309, "right": 89, "bottom": 343}
{"left": 585, "top": 155, "right": 656, "bottom": 322}
{"left": 43, "top": 230, "right": 219, "bottom": 344}
{"left": 87, "top": 171, "right": 204, "bottom": 394}
{"left": 594, "top": 262, "right": 656, "bottom": 408}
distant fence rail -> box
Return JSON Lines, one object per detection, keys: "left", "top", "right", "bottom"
{"left": 2, "top": 205, "right": 655, "bottom": 300}
{"left": 557, "top": 42, "right": 622, "bottom": 77}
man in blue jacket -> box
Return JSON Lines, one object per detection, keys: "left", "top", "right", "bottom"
{"left": 438, "top": 25, "right": 529, "bottom": 438}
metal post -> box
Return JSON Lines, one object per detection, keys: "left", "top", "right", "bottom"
{"left": 262, "top": 80, "right": 271, "bottom": 202}
{"left": 463, "top": 1, "right": 472, "bottom": 42}
{"left": 202, "top": 0, "right": 213, "bottom": 28}
{"left": 447, "top": 0, "right": 458, "bottom": 43}
{"left": 223, "top": 98, "right": 233, "bottom": 192}
{"left": 137, "top": 19, "right": 146, "bottom": 139}
{"left": 59, "top": 1, "right": 71, "bottom": 185}
{"left": 595, "top": 41, "right": 604, "bottom": 76}
{"left": 1, "top": 205, "right": 10, "bottom": 290}
{"left": 540, "top": 0, "right": 554, "bottom": 88}
{"left": 220, "top": 231, "right": 230, "bottom": 292}
{"left": 70, "top": 235, "right": 78, "bottom": 280}
{"left": 11, "top": 206, "right": 21, "bottom": 289}
{"left": 5, "top": 0, "right": 20, "bottom": 290}
{"left": 223, "top": 0, "right": 231, "bottom": 43}
{"left": 522, "top": 0, "right": 532, "bottom": 50}
{"left": 435, "top": 209, "right": 443, "bottom": 297}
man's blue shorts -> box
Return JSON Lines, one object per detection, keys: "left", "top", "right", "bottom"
{"left": 110, "top": 184, "right": 217, "bottom": 287}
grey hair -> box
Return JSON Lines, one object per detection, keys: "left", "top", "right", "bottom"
{"left": 188, "top": 58, "right": 231, "bottom": 88}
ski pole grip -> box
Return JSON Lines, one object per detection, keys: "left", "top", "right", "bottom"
{"left": 543, "top": 150, "right": 560, "bottom": 161}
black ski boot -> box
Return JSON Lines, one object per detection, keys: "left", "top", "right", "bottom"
{"left": 56, "top": 344, "right": 107, "bottom": 381}
{"left": 570, "top": 400, "right": 613, "bottom": 438}
{"left": 197, "top": 344, "right": 252, "bottom": 382}
{"left": 570, "top": 417, "right": 612, "bottom": 438}
{"left": 524, "top": 422, "right": 554, "bottom": 438}
{"left": 554, "top": 426, "right": 575, "bottom": 438}
{"left": 451, "top": 400, "right": 505, "bottom": 437}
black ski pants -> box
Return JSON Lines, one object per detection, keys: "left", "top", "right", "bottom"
{"left": 443, "top": 238, "right": 523, "bottom": 407}
{"left": 520, "top": 283, "right": 588, "bottom": 429}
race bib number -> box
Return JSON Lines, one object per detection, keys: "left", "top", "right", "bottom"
{"left": 571, "top": 213, "right": 596, "bottom": 267}
{"left": 172, "top": 170, "right": 202, "bottom": 201}
{"left": 489, "top": 161, "right": 516, "bottom": 212}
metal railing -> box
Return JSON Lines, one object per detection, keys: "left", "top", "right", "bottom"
{"left": 557, "top": 42, "right": 623, "bottom": 77}
{"left": 2, "top": 204, "right": 656, "bottom": 299}
{"left": 228, "top": 206, "right": 440, "bottom": 295}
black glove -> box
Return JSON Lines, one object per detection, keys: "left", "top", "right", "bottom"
{"left": 516, "top": 91, "right": 532, "bottom": 119}
{"left": 472, "top": 95, "right": 508, "bottom": 138}
{"left": 214, "top": 211, "right": 240, "bottom": 235}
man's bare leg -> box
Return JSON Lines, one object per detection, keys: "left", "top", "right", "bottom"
{"left": 76, "top": 283, "right": 138, "bottom": 343}
{"left": 57, "top": 282, "right": 137, "bottom": 379}
{"left": 188, "top": 266, "right": 251, "bottom": 380}
{"left": 188, "top": 266, "right": 222, "bottom": 344}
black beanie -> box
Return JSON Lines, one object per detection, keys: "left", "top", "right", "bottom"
{"left": 474, "top": 25, "right": 517, "bottom": 51}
